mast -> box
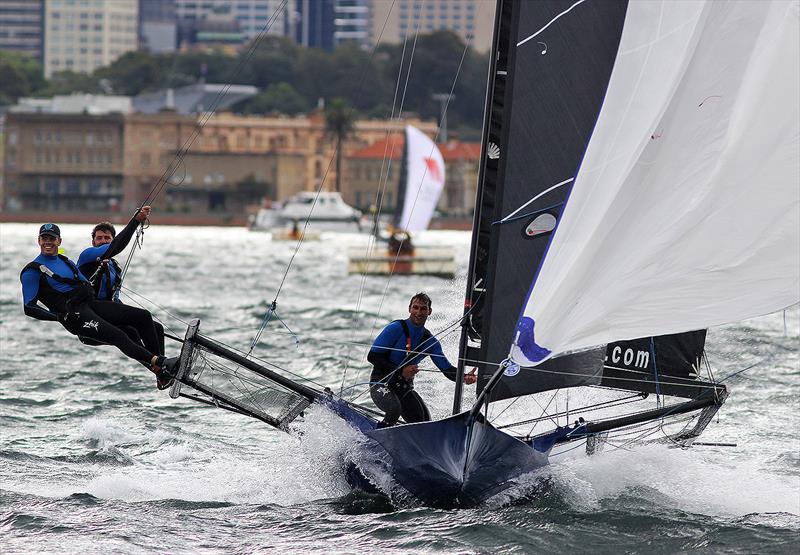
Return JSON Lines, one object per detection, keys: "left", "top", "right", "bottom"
{"left": 453, "top": 0, "right": 512, "bottom": 414}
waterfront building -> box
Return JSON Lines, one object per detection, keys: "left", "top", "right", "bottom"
{"left": 3, "top": 96, "right": 440, "bottom": 223}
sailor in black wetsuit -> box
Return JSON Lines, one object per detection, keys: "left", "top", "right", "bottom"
{"left": 77, "top": 206, "right": 165, "bottom": 357}
{"left": 20, "top": 223, "right": 176, "bottom": 388}
{"left": 368, "top": 292, "right": 477, "bottom": 427}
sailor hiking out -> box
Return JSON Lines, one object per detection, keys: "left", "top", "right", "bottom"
{"left": 77, "top": 206, "right": 165, "bottom": 358}
{"left": 368, "top": 292, "right": 476, "bottom": 427}
{"left": 20, "top": 221, "right": 177, "bottom": 388}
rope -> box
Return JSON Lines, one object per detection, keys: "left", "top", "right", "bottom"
{"left": 262, "top": 1, "right": 402, "bottom": 315}
{"left": 340, "top": 9, "right": 419, "bottom": 396}
{"left": 649, "top": 337, "right": 661, "bottom": 408}
{"left": 117, "top": 1, "right": 289, "bottom": 280}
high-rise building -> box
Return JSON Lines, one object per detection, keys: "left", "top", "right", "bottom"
{"left": 43, "top": 0, "right": 139, "bottom": 78}
{"left": 293, "top": 0, "right": 371, "bottom": 51}
{"left": 333, "top": 0, "right": 370, "bottom": 48}
{"left": 293, "top": 0, "right": 334, "bottom": 50}
{"left": 0, "top": 0, "right": 44, "bottom": 61}
{"left": 139, "top": 0, "right": 176, "bottom": 53}
{"left": 370, "top": 0, "right": 496, "bottom": 53}
{"left": 175, "top": 0, "right": 288, "bottom": 43}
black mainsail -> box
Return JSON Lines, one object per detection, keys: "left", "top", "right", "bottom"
{"left": 457, "top": 0, "right": 629, "bottom": 407}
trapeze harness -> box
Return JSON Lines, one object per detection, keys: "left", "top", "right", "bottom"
{"left": 385, "top": 319, "right": 433, "bottom": 391}
{"left": 21, "top": 255, "right": 93, "bottom": 316}
{"left": 88, "top": 257, "right": 123, "bottom": 301}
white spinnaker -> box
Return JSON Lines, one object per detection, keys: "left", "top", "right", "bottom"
{"left": 512, "top": 0, "right": 800, "bottom": 364}
{"left": 397, "top": 124, "right": 446, "bottom": 232}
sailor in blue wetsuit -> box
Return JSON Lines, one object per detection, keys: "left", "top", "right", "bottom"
{"left": 20, "top": 223, "right": 176, "bottom": 388}
{"left": 368, "top": 292, "right": 477, "bottom": 427}
{"left": 77, "top": 206, "right": 165, "bottom": 357}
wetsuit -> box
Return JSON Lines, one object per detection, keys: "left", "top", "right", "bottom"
{"left": 77, "top": 216, "right": 165, "bottom": 355}
{"left": 368, "top": 318, "right": 457, "bottom": 426}
{"left": 21, "top": 254, "right": 160, "bottom": 365}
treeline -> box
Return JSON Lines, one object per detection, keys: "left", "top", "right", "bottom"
{"left": 0, "top": 31, "right": 490, "bottom": 139}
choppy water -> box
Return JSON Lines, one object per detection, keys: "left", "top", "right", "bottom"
{"left": 1, "top": 223, "right": 798, "bottom": 554}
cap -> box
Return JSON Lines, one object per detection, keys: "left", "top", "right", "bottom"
{"left": 38, "top": 223, "right": 61, "bottom": 237}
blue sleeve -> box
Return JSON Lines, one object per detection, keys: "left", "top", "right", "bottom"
{"left": 77, "top": 245, "right": 108, "bottom": 268}
{"left": 426, "top": 337, "right": 455, "bottom": 371}
{"left": 370, "top": 321, "right": 403, "bottom": 354}
{"left": 21, "top": 269, "right": 40, "bottom": 305}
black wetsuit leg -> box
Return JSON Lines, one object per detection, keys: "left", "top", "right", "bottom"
{"left": 152, "top": 321, "right": 165, "bottom": 356}
{"left": 87, "top": 300, "right": 160, "bottom": 356}
{"left": 370, "top": 383, "right": 402, "bottom": 426}
{"left": 62, "top": 303, "right": 154, "bottom": 363}
{"left": 399, "top": 390, "right": 431, "bottom": 424}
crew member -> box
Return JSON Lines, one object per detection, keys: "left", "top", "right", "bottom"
{"left": 20, "top": 223, "right": 176, "bottom": 388}
{"left": 77, "top": 206, "right": 165, "bottom": 356}
{"left": 368, "top": 292, "right": 476, "bottom": 427}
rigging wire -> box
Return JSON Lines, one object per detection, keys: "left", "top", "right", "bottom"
{"left": 141, "top": 0, "right": 289, "bottom": 208}
{"left": 339, "top": 4, "right": 418, "bottom": 396}
{"left": 345, "top": 24, "right": 477, "bottom": 399}
{"left": 113, "top": 0, "right": 288, "bottom": 288}
{"left": 248, "top": 0, "right": 410, "bottom": 360}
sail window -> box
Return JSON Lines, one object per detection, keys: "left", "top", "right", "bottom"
{"left": 524, "top": 213, "right": 556, "bottom": 238}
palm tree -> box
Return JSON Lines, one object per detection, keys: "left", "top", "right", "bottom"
{"left": 325, "top": 98, "right": 354, "bottom": 193}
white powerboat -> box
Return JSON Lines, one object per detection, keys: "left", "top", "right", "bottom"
{"left": 250, "top": 191, "right": 363, "bottom": 232}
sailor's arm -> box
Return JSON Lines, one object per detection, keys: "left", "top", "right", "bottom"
{"left": 103, "top": 205, "right": 150, "bottom": 260}
{"left": 429, "top": 339, "right": 477, "bottom": 384}
{"left": 24, "top": 303, "right": 59, "bottom": 321}
{"left": 20, "top": 271, "right": 58, "bottom": 322}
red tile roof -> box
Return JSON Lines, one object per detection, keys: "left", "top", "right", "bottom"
{"left": 349, "top": 135, "right": 481, "bottom": 162}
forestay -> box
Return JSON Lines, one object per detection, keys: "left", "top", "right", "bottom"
{"left": 513, "top": 0, "right": 800, "bottom": 365}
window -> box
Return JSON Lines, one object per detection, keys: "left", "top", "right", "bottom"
{"left": 65, "top": 179, "right": 80, "bottom": 194}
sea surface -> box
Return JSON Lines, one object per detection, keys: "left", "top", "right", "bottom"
{"left": 1, "top": 223, "right": 798, "bottom": 554}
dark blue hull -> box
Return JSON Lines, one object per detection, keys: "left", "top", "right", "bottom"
{"left": 320, "top": 398, "right": 564, "bottom": 508}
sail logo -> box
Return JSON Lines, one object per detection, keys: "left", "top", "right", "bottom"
{"left": 423, "top": 157, "right": 443, "bottom": 182}
{"left": 606, "top": 346, "right": 649, "bottom": 369}
{"left": 82, "top": 320, "right": 99, "bottom": 331}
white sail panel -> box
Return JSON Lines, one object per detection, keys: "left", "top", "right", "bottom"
{"left": 512, "top": 0, "right": 800, "bottom": 365}
{"left": 397, "top": 125, "right": 446, "bottom": 232}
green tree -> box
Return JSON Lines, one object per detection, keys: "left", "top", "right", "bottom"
{"left": 35, "top": 70, "right": 102, "bottom": 97}
{"left": 0, "top": 51, "right": 45, "bottom": 104}
{"left": 237, "top": 82, "right": 309, "bottom": 115}
{"left": 325, "top": 98, "right": 355, "bottom": 193}
{"left": 95, "top": 51, "right": 168, "bottom": 95}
